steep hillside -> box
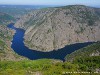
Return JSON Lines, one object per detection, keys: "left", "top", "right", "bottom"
{"left": 65, "top": 42, "right": 100, "bottom": 73}
{"left": 65, "top": 42, "right": 100, "bottom": 61}
{"left": 15, "top": 5, "right": 100, "bottom": 51}
{"left": 0, "top": 12, "right": 26, "bottom": 61}
{"left": 0, "top": 12, "right": 15, "bottom": 25}
{"left": 0, "top": 25, "right": 26, "bottom": 61}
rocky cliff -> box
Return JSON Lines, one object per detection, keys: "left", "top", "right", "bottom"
{"left": 15, "top": 5, "right": 100, "bottom": 52}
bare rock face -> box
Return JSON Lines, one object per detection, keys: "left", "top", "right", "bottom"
{"left": 15, "top": 5, "right": 100, "bottom": 52}
{"left": 90, "top": 51, "right": 100, "bottom": 56}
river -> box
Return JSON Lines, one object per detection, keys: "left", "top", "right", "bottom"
{"left": 8, "top": 23, "right": 93, "bottom": 61}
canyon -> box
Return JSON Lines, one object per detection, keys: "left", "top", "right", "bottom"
{"left": 15, "top": 5, "right": 100, "bottom": 51}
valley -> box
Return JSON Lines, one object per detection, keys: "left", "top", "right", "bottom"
{"left": 15, "top": 5, "right": 100, "bottom": 51}
{"left": 0, "top": 4, "right": 100, "bottom": 75}
{"left": 8, "top": 23, "right": 93, "bottom": 60}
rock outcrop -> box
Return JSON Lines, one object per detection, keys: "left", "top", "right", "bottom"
{"left": 15, "top": 5, "right": 100, "bottom": 52}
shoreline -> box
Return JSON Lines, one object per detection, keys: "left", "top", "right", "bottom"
{"left": 7, "top": 23, "right": 96, "bottom": 61}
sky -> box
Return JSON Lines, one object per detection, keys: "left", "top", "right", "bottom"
{"left": 0, "top": 0, "right": 100, "bottom": 6}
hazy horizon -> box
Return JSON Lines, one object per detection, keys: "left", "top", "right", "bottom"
{"left": 0, "top": 0, "right": 100, "bottom": 6}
